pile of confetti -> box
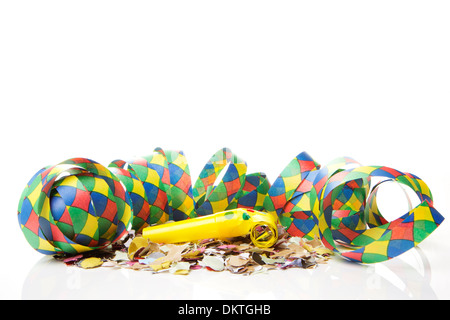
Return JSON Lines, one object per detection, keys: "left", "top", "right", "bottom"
{"left": 54, "top": 225, "right": 334, "bottom": 275}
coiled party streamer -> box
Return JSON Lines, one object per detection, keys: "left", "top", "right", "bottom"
{"left": 17, "top": 158, "right": 132, "bottom": 255}
{"left": 17, "top": 148, "right": 444, "bottom": 263}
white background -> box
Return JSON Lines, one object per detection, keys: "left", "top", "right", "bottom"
{"left": 0, "top": 1, "right": 449, "bottom": 300}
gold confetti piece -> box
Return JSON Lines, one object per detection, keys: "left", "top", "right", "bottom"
{"left": 78, "top": 257, "right": 103, "bottom": 269}
{"left": 183, "top": 248, "right": 204, "bottom": 259}
{"left": 306, "top": 237, "right": 322, "bottom": 248}
{"left": 150, "top": 260, "right": 172, "bottom": 272}
{"left": 139, "top": 241, "right": 160, "bottom": 257}
{"left": 173, "top": 269, "right": 190, "bottom": 275}
{"left": 128, "top": 236, "right": 150, "bottom": 260}
{"left": 287, "top": 243, "right": 309, "bottom": 259}
{"left": 315, "top": 247, "right": 334, "bottom": 256}
{"left": 226, "top": 255, "right": 249, "bottom": 268}
{"left": 169, "top": 262, "right": 191, "bottom": 275}
{"left": 302, "top": 243, "right": 314, "bottom": 252}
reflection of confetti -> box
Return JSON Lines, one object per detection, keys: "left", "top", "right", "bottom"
{"left": 53, "top": 225, "right": 332, "bottom": 275}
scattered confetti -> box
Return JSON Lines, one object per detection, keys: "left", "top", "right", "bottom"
{"left": 53, "top": 223, "right": 333, "bottom": 275}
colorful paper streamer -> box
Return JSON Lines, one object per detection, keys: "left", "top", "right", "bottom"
{"left": 17, "top": 158, "right": 132, "bottom": 255}
{"left": 17, "top": 148, "right": 444, "bottom": 263}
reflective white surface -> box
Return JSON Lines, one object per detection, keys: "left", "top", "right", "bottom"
{"left": 16, "top": 241, "right": 442, "bottom": 300}
{"left": 1, "top": 0, "right": 450, "bottom": 300}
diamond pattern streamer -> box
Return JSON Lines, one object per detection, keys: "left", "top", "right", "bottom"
{"left": 257, "top": 153, "right": 444, "bottom": 263}
{"left": 17, "top": 158, "right": 133, "bottom": 255}
{"left": 17, "top": 149, "right": 444, "bottom": 263}
{"left": 314, "top": 166, "right": 444, "bottom": 263}
{"left": 193, "top": 148, "right": 248, "bottom": 216}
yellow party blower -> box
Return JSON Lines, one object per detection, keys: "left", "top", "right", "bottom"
{"left": 142, "top": 208, "right": 279, "bottom": 248}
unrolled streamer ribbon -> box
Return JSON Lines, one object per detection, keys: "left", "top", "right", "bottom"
{"left": 17, "top": 148, "right": 444, "bottom": 263}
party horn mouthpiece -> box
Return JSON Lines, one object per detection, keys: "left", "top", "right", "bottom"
{"left": 142, "top": 209, "right": 278, "bottom": 248}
